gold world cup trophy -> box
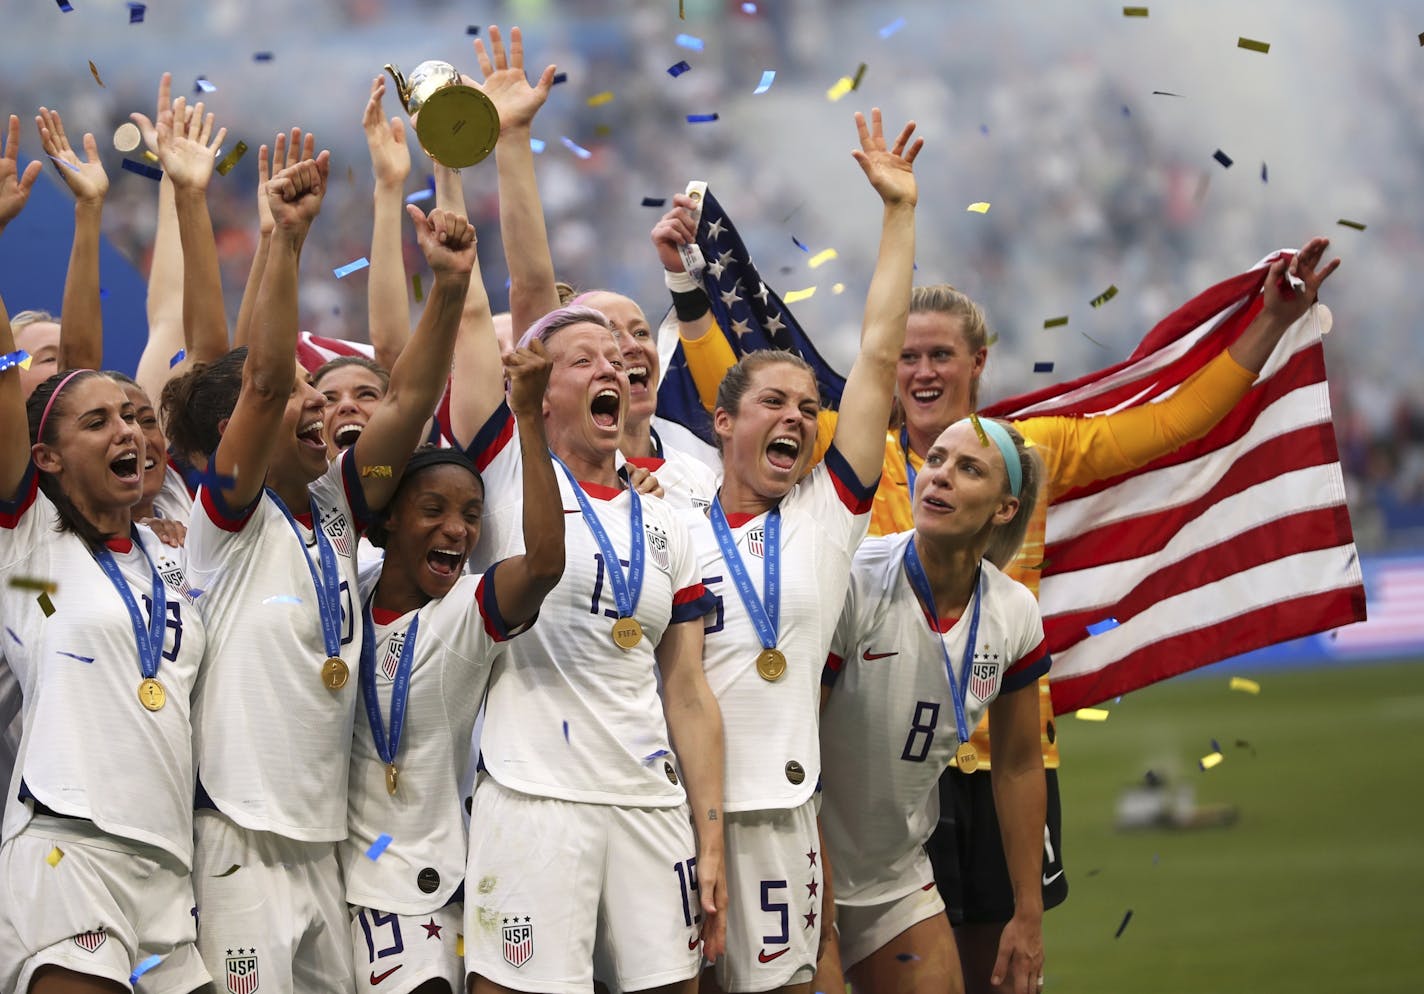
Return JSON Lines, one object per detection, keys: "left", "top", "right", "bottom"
{"left": 384, "top": 61, "right": 500, "bottom": 168}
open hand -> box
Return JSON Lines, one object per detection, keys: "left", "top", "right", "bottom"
{"left": 36, "top": 106, "right": 107, "bottom": 204}
{"left": 472, "top": 25, "right": 556, "bottom": 134}
{"left": 1262, "top": 236, "right": 1341, "bottom": 327}
{"left": 0, "top": 115, "right": 42, "bottom": 230}
{"left": 696, "top": 843, "right": 728, "bottom": 964}
{"left": 362, "top": 76, "right": 410, "bottom": 189}
{"left": 990, "top": 913, "right": 1044, "bottom": 994}
{"left": 406, "top": 205, "right": 476, "bottom": 278}
{"left": 851, "top": 108, "right": 922, "bottom": 208}
{"left": 154, "top": 94, "right": 226, "bottom": 193}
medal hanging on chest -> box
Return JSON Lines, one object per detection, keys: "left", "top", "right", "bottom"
{"left": 903, "top": 539, "right": 983, "bottom": 772}
{"left": 360, "top": 600, "right": 419, "bottom": 797}
{"left": 269, "top": 489, "right": 348, "bottom": 691}
{"left": 553, "top": 455, "right": 647, "bottom": 650}
{"left": 94, "top": 530, "right": 169, "bottom": 713}
{"left": 710, "top": 498, "right": 785, "bottom": 683}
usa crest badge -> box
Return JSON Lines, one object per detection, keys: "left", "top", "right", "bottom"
{"left": 645, "top": 525, "right": 670, "bottom": 571}
{"left": 501, "top": 916, "right": 533, "bottom": 968}
{"left": 969, "top": 659, "right": 1000, "bottom": 702}
{"left": 745, "top": 526, "right": 765, "bottom": 559}
{"left": 380, "top": 631, "right": 406, "bottom": 682}
{"left": 226, "top": 948, "right": 259, "bottom": 994}
{"left": 72, "top": 929, "right": 106, "bottom": 953}
{"left": 320, "top": 507, "right": 355, "bottom": 559}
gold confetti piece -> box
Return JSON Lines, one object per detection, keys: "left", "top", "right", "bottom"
{"left": 142, "top": 150, "right": 159, "bottom": 164}
{"left": 679, "top": 0, "right": 685, "bottom": 19}
{"left": 986, "top": 332, "right": 1000, "bottom": 347}
{"left": 966, "top": 202, "right": 991, "bottom": 214}
{"left": 807, "top": 248, "right": 838, "bottom": 269}
{"left": 782, "top": 286, "right": 817, "bottom": 304}
{"left": 37, "top": 592, "right": 55, "bottom": 617}
{"left": 1075, "top": 707, "right": 1110, "bottom": 722}
{"left": 1090, "top": 285, "right": 1119, "bottom": 308}
{"left": 89, "top": 60, "right": 104, "bottom": 87}
{"left": 969, "top": 412, "right": 989, "bottom": 446}
{"left": 1336, "top": 219, "right": 1366, "bottom": 231}
{"left": 586, "top": 91, "right": 614, "bottom": 107}
{"left": 11, "top": 577, "right": 58, "bottom": 594}
{"left": 113, "top": 122, "right": 141, "bottom": 153}
{"left": 826, "top": 76, "right": 854, "bottom": 102}
{"left": 1123, "top": 5, "right": 1148, "bottom": 14}
{"left": 46, "top": 846, "right": 64, "bottom": 867}
{"left": 831, "top": 282, "right": 845, "bottom": 295}
{"left": 594, "top": 124, "right": 613, "bottom": 138}
{"left": 456, "top": 934, "right": 465, "bottom": 957}
{"left": 1237, "top": 36, "right": 1270, "bottom": 53}
{"left": 851, "top": 62, "right": 868, "bottom": 91}
{"left": 412, "top": 273, "right": 424, "bottom": 302}
{"left": 1200, "top": 751, "right": 1224, "bottom": 770}
{"left": 1229, "top": 677, "right": 1261, "bottom": 695}
{"left": 215, "top": 141, "right": 248, "bottom": 177}
{"left": 360, "top": 465, "right": 394, "bottom": 478}
{"left": 215, "top": 863, "right": 242, "bottom": 877}
{"left": 19, "top": 355, "right": 32, "bottom": 370}
{"left": 1043, "top": 315, "right": 1069, "bottom": 328}
{"left": 347, "top": 165, "right": 356, "bottom": 186}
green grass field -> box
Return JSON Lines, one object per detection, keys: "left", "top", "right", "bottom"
{"left": 1042, "top": 659, "right": 1424, "bottom": 994}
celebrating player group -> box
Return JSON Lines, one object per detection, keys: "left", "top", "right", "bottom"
{"left": 0, "top": 20, "right": 1339, "bottom": 994}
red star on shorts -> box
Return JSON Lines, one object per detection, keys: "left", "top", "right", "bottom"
{"left": 803, "top": 909, "right": 817, "bottom": 929}
{"left": 806, "top": 848, "right": 818, "bottom": 867}
{"left": 806, "top": 879, "right": 819, "bottom": 898}
{"left": 421, "top": 918, "right": 442, "bottom": 940}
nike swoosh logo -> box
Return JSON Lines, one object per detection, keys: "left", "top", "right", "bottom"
{"left": 1042, "top": 869, "right": 1064, "bottom": 886}
{"left": 563, "top": 509, "right": 582, "bottom": 514}
{"left": 370, "top": 966, "right": 403, "bottom": 985}
{"left": 758, "top": 948, "right": 789, "bottom": 963}
{"left": 688, "top": 935, "right": 701, "bottom": 950}
{"left": 862, "top": 649, "right": 898, "bottom": 661}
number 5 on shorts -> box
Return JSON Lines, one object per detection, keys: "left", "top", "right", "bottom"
{"left": 760, "top": 880, "right": 788, "bottom": 945}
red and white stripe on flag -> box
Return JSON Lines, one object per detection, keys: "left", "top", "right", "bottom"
{"left": 984, "top": 251, "right": 1368, "bottom": 715}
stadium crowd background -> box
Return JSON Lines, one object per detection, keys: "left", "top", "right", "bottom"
{"left": 2, "top": 0, "right": 1421, "bottom": 551}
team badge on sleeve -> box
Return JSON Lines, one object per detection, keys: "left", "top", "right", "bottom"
{"left": 745, "top": 526, "right": 765, "bottom": 559}
{"left": 72, "top": 929, "right": 106, "bottom": 953}
{"left": 645, "top": 524, "right": 671, "bottom": 571}
{"left": 319, "top": 507, "right": 355, "bottom": 559}
{"left": 226, "top": 948, "right": 260, "bottom": 994}
{"left": 968, "top": 651, "right": 1001, "bottom": 703}
{"left": 501, "top": 917, "right": 533, "bottom": 968}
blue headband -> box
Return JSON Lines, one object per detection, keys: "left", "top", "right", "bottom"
{"left": 956, "top": 416, "right": 1022, "bottom": 498}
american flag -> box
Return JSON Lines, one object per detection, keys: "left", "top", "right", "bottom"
{"left": 655, "top": 185, "right": 845, "bottom": 447}
{"left": 982, "top": 252, "right": 1367, "bottom": 713}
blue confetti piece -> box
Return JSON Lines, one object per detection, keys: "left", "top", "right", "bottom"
{"left": 879, "top": 17, "right": 906, "bottom": 38}
{"left": 56, "top": 0, "right": 74, "bottom": 11}
{"left": 641, "top": 197, "right": 666, "bottom": 207}
{"left": 563, "top": 720, "right": 570, "bottom": 742}
{"left": 676, "top": 34, "right": 705, "bottom": 51}
{"left": 405, "top": 188, "right": 434, "bottom": 204}
{"left": 57, "top": 651, "right": 95, "bottom": 663}
{"left": 1210, "top": 738, "right": 1221, "bottom": 753}
{"left": 99, "top": 287, "right": 110, "bottom": 300}
{"left": 980, "top": 124, "right": 990, "bottom": 136}
{"left": 195, "top": 77, "right": 217, "bottom": 94}
{"left": 130, "top": 955, "right": 162, "bottom": 984}
{"left": 642, "top": 749, "right": 670, "bottom": 764}
{"left": 169, "top": 349, "right": 186, "bottom": 368}
{"left": 551, "top": 72, "right": 568, "bottom": 86}
{"left": 121, "top": 158, "right": 163, "bottom": 181}
{"left": 792, "top": 236, "right": 809, "bottom": 252}
{"left": 686, "top": 113, "right": 719, "bottom": 124}
{"left": 529, "top": 137, "right": 546, "bottom": 154}
{"left": 5, "top": 627, "right": 22, "bottom": 645}
{"left": 1033, "top": 361, "right": 1055, "bottom": 373}
{"left": 1213, "top": 148, "right": 1233, "bottom": 168}
{"left": 333, "top": 257, "right": 371, "bottom": 279}
{"left": 753, "top": 70, "right": 776, "bottom": 94}
{"left": 1086, "top": 617, "right": 1121, "bottom": 636}
{"left": 0, "top": 349, "right": 30, "bottom": 372}
{"left": 1114, "top": 909, "right": 1134, "bottom": 938}
{"left": 667, "top": 60, "right": 692, "bottom": 78}
{"left": 742, "top": 2, "right": 757, "bottom": 11}
{"left": 466, "top": 25, "right": 480, "bottom": 35}
{"left": 253, "top": 51, "right": 273, "bottom": 62}
{"left": 1260, "top": 162, "right": 1268, "bottom": 183}
{"left": 1122, "top": 104, "right": 1131, "bottom": 117}
{"left": 896, "top": 953, "right": 920, "bottom": 962}
{"left": 49, "top": 155, "right": 81, "bottom": 174}
{"left": 561, "top": 136, "right": 592, "bottom": 160}
{"left": 187, "top": 588, "right": 204, "bottom": 599}
{"left": 366, "top": 833, "right": 392, "bottom": 860}
{"left": 127, "top": 2, "right": 145, "bottom": 23}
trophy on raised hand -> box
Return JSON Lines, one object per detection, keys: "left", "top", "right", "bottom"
{"left": 384, "top": 61, "right": 499, "bottom": 168}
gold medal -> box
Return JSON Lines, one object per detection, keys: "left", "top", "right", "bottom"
{"left": 137, "top": 677, "right": 166, "bottom": 712}
{"left": 321, "top": 656, "right": 349, "bottom": 691}
{"left": 611, "top": 617, "right": 644, "bottom": 650}
{"left": 386, "top": 762, "right": 399, "bottom": 796}
{"left": 956, "top": 741, "right": 979, "bottom": 774}
{"left": 756, "top": 647, "right": 787, "bottom": 682}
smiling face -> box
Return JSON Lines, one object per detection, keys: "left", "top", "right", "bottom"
{"left": 911, "top": 419, "right": 1018, "bottom": 546}
{"left": 316, "top": 363, "right": 385, "bottom": 455}
{"left": 542, "top": 322, "right": 628, "bottom": 468}
{"left": 269, "top": 361, "right": 331, "bottom": 486}
{"left": 715, "top": 360, "right": 820, "bottom": 502}
{"left": 382, "top": 463, "right": 484, "bottom": 601}
{"left": 15, "top": 320, "right": 61, "bottom": 400}
{"left": 118, "top": 381, "right": 168, "bottom": 506}
{"left": 33, "top": 376, "right": 145, "bottom": 518}
{"left": 897, "top": 311, "right": 986, "bottom": 447}
{"left": 581, "top": 292, "right": 658, "bottom": 426}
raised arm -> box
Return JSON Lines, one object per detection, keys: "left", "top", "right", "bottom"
{"left": 0, "top": 115, "right": 41, "bottom": 242}
{"left": 350, "top": 205, "right": 475, "bottom": 512}
{"left": 0, "top": 117, "right": 39, "bottom": 492}
{"left": 35, "top": 106, "right": 108, "bottom": 373}
{"left": 363, "top": 76, "right": 413, "bottom": 372}
{"left": 490, "top": 340, "right": 564, "bottom": 623}
{"left": 134, "top": 171, "right": 184, "bottom": 404}
{"left": 234, "top": 129, "right": 312, "bottom": 349}
{"left": 831, "top": 109, "right": 921, "bottom": 485}
{"left": 650, "top": 196, "right": 734, "bottom": 407}
{"left": 212, "top": 151, "right": 330, "bottom": 511}
{"left": 475, "top": 24, "right": 560, "bottom": 338}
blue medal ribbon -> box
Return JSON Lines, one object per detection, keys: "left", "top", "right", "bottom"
{"left": 902, "top": 538, "right": 982, "bottom": 749}
{"left": 359, "top": 598, "right": 418, "bottom": 770}
{"left": 900, "top": 424, "right": 917, "bottom": 495}
{"left": 553, "top": 455, "right": 644, "bottom": 620}
{"left": 709, "top": 497, "right": 781, "bottom": 651}
{"left": 267, "top": 489, "right": 344, "bottom": 659}
{"left": 93, "top": 528, "right": 167, "bottom": 684}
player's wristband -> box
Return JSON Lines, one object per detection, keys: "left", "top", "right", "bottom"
{"left": 665, "top": 269, "right": 710, "bottom": 322}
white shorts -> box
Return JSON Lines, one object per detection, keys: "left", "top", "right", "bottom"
{"left": 836, "top": 883, "right": 946, "bottom": 970}
{"left": 351, "top": 903, "right": 463, "bottom": 994}
{"left": 0, "top": 814, "right": 210, "bottom": 994}
{"left": 193, "top": 810, "right": 355, "bottom": 994}
{"left": 464, "top": 776, "right": 701, "bottom": 994}
{"left": 711, "top": 801, "right": 821, "bottom": 993}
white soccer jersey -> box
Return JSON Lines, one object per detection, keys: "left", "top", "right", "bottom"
{"left": 819, "top": 533, "right": 1049, "bottom": 906}
{"left": 466, "top": 403, "right": 713, "bottom": 805}
{"left": 152, "top": 460, "right": 194, "bottom": 521}
{"left": 186, "top": 451, "right": 369, "bottom": 841}
{"left": 0, "top": 466, "right": 207, "bottom": 865}
{"left": 622, "top": 429, "right": 720, "bottom": 511}
{"left": 344, "top": 567, "right": 523, "bottom": 915}
{"left": 682, "top": 446, "right": 874, "bottom": 811}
